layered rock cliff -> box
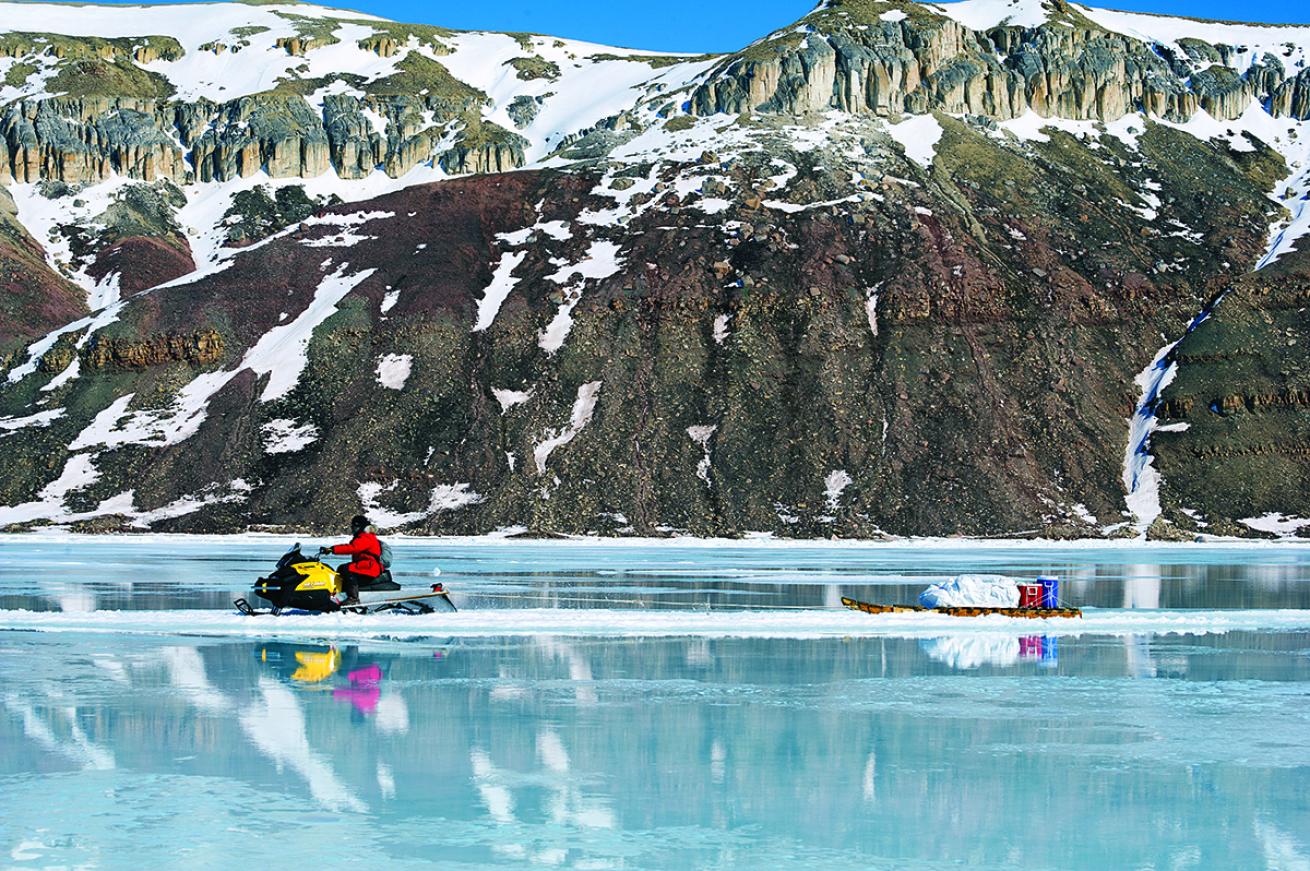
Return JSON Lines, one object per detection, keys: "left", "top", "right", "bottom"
{"left": 3, "top": 0, "right": 1310, "bottom": 538}
{"left": 693, "top": 0, "right": 1310, "bottom": 124}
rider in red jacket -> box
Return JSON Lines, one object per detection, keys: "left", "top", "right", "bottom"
{"left": 319, "top": 515, "right": 382, "bottom": 606}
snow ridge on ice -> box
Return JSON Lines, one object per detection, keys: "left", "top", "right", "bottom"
{"left": 5, "top": 606, "right": 1310, "bottom": 641}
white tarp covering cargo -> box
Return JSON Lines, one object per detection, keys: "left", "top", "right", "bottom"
{"left": 918, "top": 575, "right": 1020, "bottom": 608}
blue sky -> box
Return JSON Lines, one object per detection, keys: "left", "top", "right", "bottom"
{"left": 95, "top": 0, "right": 1310, "bottom": 53}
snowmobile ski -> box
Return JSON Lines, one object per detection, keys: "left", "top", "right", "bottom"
{"left": 234, "top": 589, "right": 456, "bottom": 617}
{"left": 841, "top": 596, "right": 1081, "bottom": 620}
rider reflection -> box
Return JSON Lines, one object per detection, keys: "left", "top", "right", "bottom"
{"left": 333, "top": 664, "right": 383, "bottom": 716}
{"left": 257, "top": 643, "right": 447, "bottom": 727}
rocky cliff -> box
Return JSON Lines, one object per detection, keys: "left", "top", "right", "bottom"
{"left": 2, "top": 0, "right": 1310, "bottom": 538}
{"left": 693, "top": 1, "right": 1310, "bottom": 124}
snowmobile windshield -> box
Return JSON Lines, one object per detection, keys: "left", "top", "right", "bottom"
{"left": 276, "top": 544, "right": 303, "bottom": 570}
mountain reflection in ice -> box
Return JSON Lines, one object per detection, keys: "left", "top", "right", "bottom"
{"left": 3, "top": 539, "right": 1310, "bottom": 868}
{"left": 2, "top": 628, "right": 1309, "bottom": 869}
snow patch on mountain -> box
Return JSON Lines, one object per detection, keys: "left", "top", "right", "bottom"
{"left": 930, "top": 0, "right": 1051, "bottom": 31}
{"left": 67, "top": 265, "right": 373, "bottom": 450}
{"left": 5, "top": 304, "right": 124, "bottom": 387}
{"left": 438, "top": 32, "right": 715, "bottom": 165}
{"left": 0, "top": 2, "right": 384, "bottom": 102}
{"left": 130, "top": 479, "right": 254, "bottom": 527}
{"left": 492, "top": 388, "right": 533, "bottom": 413}
{"left": 539, "top": 241, "right": 624, "bottom": 353}
{"left": 299, "top": 211, "right": 394, "bottom": 248}
{"left": 375, "top": 354, "right": 413, "bottom": 390}
{"left": 824, "top": 470, "right": 852, "bottom": 511}
{"left": 687, "top": 424, "right": 716, "bottom": 486}
{"left": 0, "top": 454, "right": 253, "bottom": 528}
{"left": 534, "top": 381, "right": 602, "bottom": 474}
{"left": 497, "top": 220, "right": 573, "bottom": 246}
{"left": 865, "top": 286, "right": 881, "bottom": 337}
{"left": 358, "top": 480, "right": 484, "bottom": 529}
{"left": 998, "top": 110, "right": 1105, "bottom": 145}
{"left": 886, "top": 115, "right": 942, "bottom": 168}
{"left": 472, "top": 250, "right": 527, "bottom": 332}
{"left": 7, "top": 178, "right": 136, "bottom": 307}
{"left": 0, "top": 453, "right": 99, "bottom": 527}
{"left": 713, "top": 314, "right": 731, "bottom": 344}
{"left": 1241, "top": 513, "right": 1310, "bottom": 537}
{"left": 1078, "top": 5, "right": 1310, "bottom": 74}
{"left": 262, "top": 419, "right": 320, "bottom": 454}
{"left": 249, "top": 265, "right": 376, "bottom": 401}
{"left": 0, "top": 408, "right": 65, "bottom": 434}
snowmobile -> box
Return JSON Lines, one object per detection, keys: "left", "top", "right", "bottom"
{"left": 233, "top": 543, "right": 456, "bottom": 616}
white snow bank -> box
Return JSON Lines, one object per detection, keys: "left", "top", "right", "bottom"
{"left": 539, "top": 241, "right": 625, "bottom": 354}
{"left": 930, "top": 0, "right": 1050, "bottom": 31}
{"left": 261, "top": 419, "right": 320, "bottom": 454}
{"left": 437, "top": 30, "right": 716, "bottom": 165}
{"left": 546, "top": 240, "right": 626, "bottom": 285}
{"left": 713, "top": 314, "right": 731, "bottom": 344}
{"left": 496, "top": 220, "right": 573, "bottom": 246}
{"left": 472, "top": 250, "right": 527, "bottom": 332}
{"left": 534, "top": 381, "right": 603, "bottom": 474}
{"left": 298, "top": 211, "right": 393, "bottom": 249}
{"left": 69, "top": 265, "right": 374, "bottom": 450}
{"left": 0, "top": 453, "right": 101, "bottom": 527}
{"left": 1241, "top": 513, "right": 1310, "bottom": 537}
{"left": 3, "top": 606, "right": 1309, "bottom": 641}
{"left": 0, "top": 2, "right": 389, "bottom": 104}
{"left": 886, "top": 114, "right": 943, "bottom": 168}
{"left": 1122, "top": 339, "right": 1181, "bottom": 532}
{"left": 824, "top": 470, "right": 852, "bottom": 511}
{"left": 130, "top": 479, "right": 253, "bottom": 527}
{"left": 375, "top": 353, "right": 412, "bottom": 390}
{"left": 0, "top": 409, "right": 65, "bottom": 433}
{"left": 687, "top": 424, "right": 716, "bottom": 486}
{"left": 492, "top": 388, "right": 533, "bottom": 413}
{"left": 1078, "top": 5, "right": 1310, "bottom": 76}
{"left": 357, "top": 480, "right": 483, "bottom": 530}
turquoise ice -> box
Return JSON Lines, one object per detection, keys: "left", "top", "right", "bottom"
{"left": 2, "top": 537, "right": 1309, "bottom": 868}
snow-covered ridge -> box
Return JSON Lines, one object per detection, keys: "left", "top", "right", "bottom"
{"left": 0, "top": 1, "right": 714, "bottom": 142}
{"left": 929, "top": 0, "right": 1310, "bottom": 66}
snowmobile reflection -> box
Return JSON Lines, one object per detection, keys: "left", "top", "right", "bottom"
{"left": 258, "top": 643, "right": 450, "bottom": 721}
{"left": 259, "top": 644, "right": 383, "bottom": 718}
{"left": 260, "top": 643, "right": 345, "bottom": 683}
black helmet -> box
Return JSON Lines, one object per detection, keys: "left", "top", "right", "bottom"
{"left": 351, "top": 515, "right": 370, "bottom": 534}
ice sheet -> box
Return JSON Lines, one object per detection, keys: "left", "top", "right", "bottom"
{"left": 3, "top": 606, "right": 1308, "bottom": 641}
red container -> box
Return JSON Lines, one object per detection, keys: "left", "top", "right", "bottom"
{"left": 1018, "top": 584, "right": 1044, "bottom": 609}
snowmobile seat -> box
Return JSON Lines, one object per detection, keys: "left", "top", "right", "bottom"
{"left": 358, "top": 571, "right": 401, "bottom": 593}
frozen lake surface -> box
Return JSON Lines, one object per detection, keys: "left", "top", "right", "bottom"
{"left": 2, "top": 535, "right": 1309, "bottom": 868}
